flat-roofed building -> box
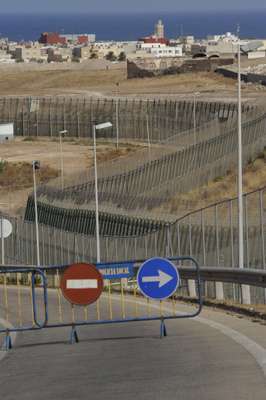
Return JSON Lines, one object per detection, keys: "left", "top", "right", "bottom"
{"left": 15, "top": 45, "right": 43, "bottom": 62}
{"left": 150, "top": 46, "right": 183, "bottom": 58}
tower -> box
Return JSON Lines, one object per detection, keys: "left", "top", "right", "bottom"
{"left": 154, "top": 20, "right": 164, "bottom": 39}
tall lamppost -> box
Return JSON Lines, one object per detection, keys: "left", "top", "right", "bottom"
{"left": 193, "top": 92, "right": 200, "bottom": 145}
{"left": 115, "top": 82, "right": 119, "bottom": 149}
{"left": 59, "top": 130, "right": 68, "bottom": 190}
{"left": 237, "top": 38, "right": 244, "bottom": 273}
{"left": 237, "top": 28, "right": 250, "bottom": 304}
{"left": 32, "top": 160, "right": 41, "bottom": 267}
{"left": 93, "top": 122, "right": 113, "bottom": 263}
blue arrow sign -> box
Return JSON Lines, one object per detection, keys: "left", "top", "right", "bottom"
{"left": 137, "top": 257, "right": 180, "bottom": 300}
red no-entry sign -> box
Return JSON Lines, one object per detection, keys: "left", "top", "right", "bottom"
{"left": 60, "top": 263, "right": 103, "bottom": 306}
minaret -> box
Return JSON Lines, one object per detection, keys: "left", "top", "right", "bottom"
{"left": 154, "top": 19, "right": 164, "bottom": 39}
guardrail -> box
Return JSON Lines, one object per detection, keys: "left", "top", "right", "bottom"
{"left": 2, "top": 264, "right": 266, "bottom": 288}
{"left": 178, "top": 267, "right": 266, "bottom": 288}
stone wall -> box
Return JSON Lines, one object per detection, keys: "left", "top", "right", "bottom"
{"left": 127, "top": 57, "right": 234, "bottom": 78}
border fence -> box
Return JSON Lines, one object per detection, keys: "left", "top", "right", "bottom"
{"left": 0, "top": 96, "right": 245, "bottom": 141}
{"left": 1, "top": 96, "right": 266, "bottom": 309}
{"left": 24, "top": 105, "right": 266, "bottom": 230}
{"left": 2, "top": 186, "right": 266, "bottom": 305}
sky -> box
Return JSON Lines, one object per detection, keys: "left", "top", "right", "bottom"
{"left": 1, "top": 0, "right": 266, "bottom": 14}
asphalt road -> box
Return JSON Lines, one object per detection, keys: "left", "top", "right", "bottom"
{"left": 1, "top": 289, "right": 266, "bottom": 400}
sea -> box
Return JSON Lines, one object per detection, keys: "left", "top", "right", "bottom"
{"left": 1, "top": 11, "right": 266, "bottom": 42}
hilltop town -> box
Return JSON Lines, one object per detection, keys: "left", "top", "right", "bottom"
{"left": 0, "top": 19, "right": 266, "bottom": 83}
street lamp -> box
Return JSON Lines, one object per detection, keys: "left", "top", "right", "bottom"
{"left": 32, "top": 160, "right": 41, "bottom": 267}
{"left": 59, "top": 130, "right": 68, "bottom": 190}
{"left": 93, "top": 122, "right": 113, "bottom": 263}
{"left": 193, "top": 92, "right": 200, "bottom": 145}
{"left": 237, "top": 29, "right": 250, "bottom": 304}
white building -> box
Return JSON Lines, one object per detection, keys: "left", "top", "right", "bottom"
{"left": 0, "top": 123, "right": 14, "bottom": 142}
{"left": 0, "top": 50, "right": 14, "bottom": 63}
{"left": 207, "top": 32, "right": 238, "bottom": 43}
{"left": 137, "top": 42, "right": 165, "bottom": 50}
{"left": 136, "top": 42, "right": 182, "bottom": 58}
{"left": 15, "top": 45, "right": 44, "bottom": 62}
{"left": 150, "top": 46, "right": 183, "bottom": 58}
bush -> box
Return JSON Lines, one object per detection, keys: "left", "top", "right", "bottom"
{"left": 90, "top": 52, "right": 98, "bottom": 59}
{"left": 105, "top": 51, "right": 117, "bottom": 62}
{"left": 0, "top": 159, "right": 6, "bottom": 173}
{"left": 118, "top": 52, "right": 126, "bottom": 62}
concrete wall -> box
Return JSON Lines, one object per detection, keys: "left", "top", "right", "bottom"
{"left": 216, "top": 67, "right": 266, "bottom": 85}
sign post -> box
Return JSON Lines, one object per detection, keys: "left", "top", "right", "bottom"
{"left": 0, "top": 217, "right": 12, "bottom": 264}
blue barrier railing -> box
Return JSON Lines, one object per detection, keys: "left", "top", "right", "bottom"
{"left": 0, "top": 256, "right": 202, "bottom": 348}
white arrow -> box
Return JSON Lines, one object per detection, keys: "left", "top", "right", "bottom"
{"left": 142, "top": 270, "right": 174, "bottom": 288}
{"left": 67, "top": 279, "right": 98, "bottom": 289}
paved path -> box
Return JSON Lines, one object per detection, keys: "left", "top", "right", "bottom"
{"left": 1, "top": 290, "right": 266, "bottom": 400}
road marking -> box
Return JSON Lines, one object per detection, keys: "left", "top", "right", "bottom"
{"left": 142, "top": 270, "right": 173, "bottom": 288}
{"left": 66, "top": 279, "right": 98, "bottom": 289}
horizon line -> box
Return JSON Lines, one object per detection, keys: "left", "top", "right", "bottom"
{"left": 1, "top": 8, "right": 266, "bottom": 15}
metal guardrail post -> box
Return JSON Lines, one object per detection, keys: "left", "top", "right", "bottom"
{"left": 215, "top": 205, "right": 224, "bottom": 301}
{"left": 188, "top": 215, "right": 197, "bottom": 298}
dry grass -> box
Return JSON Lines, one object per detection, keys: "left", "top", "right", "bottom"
{"left": 0, "top": 65, "right": 238, "bottom": 96}
{"left": 158, "top": 151, "right": 266, "bottom": 215}
{"left": 0, "top": 138, "right": 144, "bottom": 214}
{"left": 96, "top": 145, "right": 141, "bottom": 164}
{"left": 0, "top": 68, "right": 126, "bottom": 95}
{"left": 121, "top": 71, "right": 236, "bottom": 94}
{"left": 0, "top": 161, "right": 58, "bottom": 190}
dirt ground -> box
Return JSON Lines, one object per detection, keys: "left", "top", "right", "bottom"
{"left": 0, "top": 137, "right": 142, "bottom": 215}
{"left": 0, "top": 62, "right": 265, "bottom": 101}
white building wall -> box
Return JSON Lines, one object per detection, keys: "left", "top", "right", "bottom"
{"left": 150, "top": 46, "right": 183, "bottom": 58}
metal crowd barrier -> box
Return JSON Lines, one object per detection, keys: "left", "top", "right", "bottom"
{"left": 0, "top": 256, "right": 202, "bottom": 350}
